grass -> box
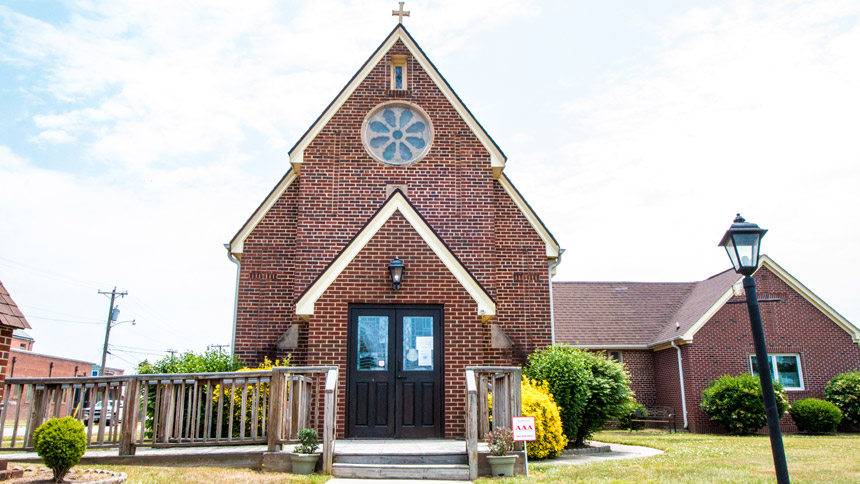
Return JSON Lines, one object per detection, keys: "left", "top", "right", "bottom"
{"left": 10, "top": 464, "right": 333, "bottom": 484}
{"left": 476, "top": 430, "right": 860, "bottom": 484}
{"left": 9, "top": 431, "right": 859, "bottom": 483}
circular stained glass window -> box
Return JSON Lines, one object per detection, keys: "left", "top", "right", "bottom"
{"left": 361, "top": 102, "right": 433, "bottom": 166}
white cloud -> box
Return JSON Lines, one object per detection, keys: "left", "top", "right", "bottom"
{"left": 29, "top": 129, "right": 76, "bottom": 144}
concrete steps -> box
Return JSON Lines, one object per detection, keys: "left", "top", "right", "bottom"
{"left": 331, "top": 451, "right": 470, "bottom": 480}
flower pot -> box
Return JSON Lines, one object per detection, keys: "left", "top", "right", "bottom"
{"left": 487, "top": 454, "right": 517, "bottom": 477}
{"left": 290, "top": 453, "right": 320, "bottom": 475}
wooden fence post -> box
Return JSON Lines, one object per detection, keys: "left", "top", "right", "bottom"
{"left": 267, "top": 369, "right": 284, "bottom": 453}
{"left": 25, "top": 386, "right": 48, "bottom": 448}
{"left": 119, "top": 378, "right": 140, "bottom": 456}
{"left": 465, "top": 369, "right": 478, "bottom": 481}
{"left": 322, "top": 367, "right": 337, "bottom": 475}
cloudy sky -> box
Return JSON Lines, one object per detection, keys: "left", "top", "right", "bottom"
{"left": 1, "top": 0, "right": 858, "bottom": 372}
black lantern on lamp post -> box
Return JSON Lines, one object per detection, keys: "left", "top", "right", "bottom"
{"left": 388, "top": 257, "right": 405, "bottom": 290}
{"left": 718, "top": 214, "right": 790, "bottom": 484}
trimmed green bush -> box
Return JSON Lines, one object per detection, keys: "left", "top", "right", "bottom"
{"left": 524, "top": 345, "right": 635, "bottom": 445}
{"left": 33, "top": 417, "right": 87, "bottom": 482}
{"left": 790, "top": 398, "right": 842, "bottom": 434}
{"left": 825, "top": 371, "right": 860, "bottom": 430}
{"left": 293, "top": 428, "right": 320, "bottom": 454}
{"left": 701, "top": 374, "right": 789, "bottom": 434}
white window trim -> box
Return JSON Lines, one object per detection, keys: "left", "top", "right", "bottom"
{"left": 607, "top": 350, "right": 623, "bottom": 363}
{"left": 749, "top": 353, "right": 805, "bottom": 391}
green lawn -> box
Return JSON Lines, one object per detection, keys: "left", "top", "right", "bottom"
{"left": 10, "top": 431, "right": 859, "bottom": 483}
{"left": 477, "top": 430, "right": 860, "bottom": 484}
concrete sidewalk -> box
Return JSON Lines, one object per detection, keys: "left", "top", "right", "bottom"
{"left": 533, "top": 441, "right": 662, "bottom": 466}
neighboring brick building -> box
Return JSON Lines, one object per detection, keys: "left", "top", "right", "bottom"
{"left": 227, "top": 25, "right": 561, "bottom": 439}
{"left": 0, "top": 280, "right": 32, "bottom": 401}
{"left": 11, "top": 330, "right": 34, "bottom": 351}
{"left": 554, "top": 255, "right": 860, "bottom": 433}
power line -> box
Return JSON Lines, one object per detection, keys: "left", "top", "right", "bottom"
{"left": 26, "top": 315, "right": 104, "bottom": 325}
{"left": 0, "top": 256, "right": 109, "bottom": 289}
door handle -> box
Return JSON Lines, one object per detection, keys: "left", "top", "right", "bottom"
{"left": 397, "top": 373, "right": 407, "bottom": 379}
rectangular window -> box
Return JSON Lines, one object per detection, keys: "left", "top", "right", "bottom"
{"left": 391, "top": 54, "right": 407, "bottom": 90}
{"left": 607, "top": 351, "right": 622, "bottom": 363}
{"left": 750, "top": 354, "right": 803, "bottom": 390}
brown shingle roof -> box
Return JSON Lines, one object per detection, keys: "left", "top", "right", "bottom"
{"left": 554, "top": 281, "right": 696, "bottom": 346}
{"left": 0, "top": 280, "right": 32, "bottom": 330}
{"left": 553, "top": 269, "right": 741, "bottom": 347}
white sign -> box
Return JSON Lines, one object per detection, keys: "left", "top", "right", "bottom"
{"left": 416, "top": 336, "right": 433, "bottom": 350}
{"left": 512, "top": 416, "right": 536, "bottom": 441}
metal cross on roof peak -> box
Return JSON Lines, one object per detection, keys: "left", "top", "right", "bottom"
{"left": 392, "top": 1, "right": 410, "bottom": 24}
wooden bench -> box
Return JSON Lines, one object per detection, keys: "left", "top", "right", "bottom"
{"left": 629, "top": 405, "right": 676, "bottom": 432}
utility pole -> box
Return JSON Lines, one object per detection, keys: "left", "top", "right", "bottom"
{"left": 166, "top": 349, "right": 178, "bottom": 357}
{"left": 98, "top": 287, "right": 127, "bottom": 374}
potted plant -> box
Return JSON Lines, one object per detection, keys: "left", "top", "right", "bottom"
{"left": 290, "top": 428, "right": 321, "bottom": 475}
{"left": 486, "top": 426, "right": 517, "bottom": 477}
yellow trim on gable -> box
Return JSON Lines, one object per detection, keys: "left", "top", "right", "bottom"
{"left": 229, "top": 169, "right": 298, "bottom": 258}
{"left": 288, "top": 27, "right": 506, "bottom": 177}
{"left": 497, "top": 175, "right": 560, "bottom": 259}
{"left": 294, "top": 191, "right": 496, "bottom": 321}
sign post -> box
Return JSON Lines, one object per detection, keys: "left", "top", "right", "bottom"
{"left": 512, "top": 416, "right": 536, "bottom": 477}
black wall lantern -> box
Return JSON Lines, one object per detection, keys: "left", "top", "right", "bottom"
{"left": 388, "top": 256, "right": 405, "bottom": 290}
{"left": 718, "top": 213, "right": 768, "bottom": 276}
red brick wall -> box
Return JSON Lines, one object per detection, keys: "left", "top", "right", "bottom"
{"left": 0, "top": 327, "right": 12, "bottom": 402}
{"left": 653, "top": 345, "right": 690, "bottom": 429}
{"left": 234, "top": 40, "right": 553, "bottom": 438}
{"left": 679, "top": 267, "right": 860, "bottom": 433}
{"left": 622, "top": 350, "right": 657, "bottom": 406}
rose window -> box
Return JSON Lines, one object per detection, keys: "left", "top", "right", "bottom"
{"left": 361, "top": 102, "right": 433, "bottom": 166}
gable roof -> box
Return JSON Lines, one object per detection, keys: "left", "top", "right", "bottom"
{"left": 295, "top": 189, "right": 496, "bottom": 321}
{"left": 554, "top": 281, "right": 695, "bottom": 347}
{"left": 498, "top": 174, "right": 560, "bottom": 258}
{"left": 553, "top": 255, "right": 860, "bottom": 348}
{"left": 0, "top": 280, "right": 32, "bottom": 330}
{"left": 288, "top": 24, "right": 506, "bottom": 177}
{"left": 228, "top": 27, "right": 561, "bottom": 262}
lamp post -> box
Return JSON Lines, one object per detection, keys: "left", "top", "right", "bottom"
{"left": 718, "top": 214, "right": 790, "bottom": 484}
{"left": 388, "top": 257, "right": 405, "bottom": 290}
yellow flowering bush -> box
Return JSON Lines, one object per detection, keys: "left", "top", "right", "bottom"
{"left": 521, "top": 378, "right": 567, "bottom": 459}
{"left": 214, "top": 356, "right": 289, "bottom": 438}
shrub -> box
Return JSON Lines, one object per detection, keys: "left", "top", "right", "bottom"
{"left": 524, "top": 345, "right": 635, "bottom": 445}
{"left": 523, "top": 344, "right": 591, "bottom": 444}
{"left": 577, "top": 353, "right": 636, "bottom": 444}
{"left": 293, "top": 428, "right": 320, "bottom": 454}
{"left": 521, "top": 379, "right": 567, "bottom": 459}
{"left": 789, "top": 398, "right": 842, "bottom": 434}
{"left": 33, "top": 417, "right": 87, "bottom": 482}
{"left": 486, "top": 426, "right": 514, "bottom": 456}
{"left": 701, "top": 374, "right": 789, "bottom": 434}
{"left": 825, "top": 371, "right": 860, "bottom": 430}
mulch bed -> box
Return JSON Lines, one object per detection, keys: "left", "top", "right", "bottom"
{"left": 5, "top": 467, "right": 125, "bottom": 483}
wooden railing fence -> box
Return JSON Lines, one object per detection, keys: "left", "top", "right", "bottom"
{"left": 464, "top": 366, "right": 522, "bottom": 480}
{"left": 1, "top": 366, "right": 339, "bottom": 472}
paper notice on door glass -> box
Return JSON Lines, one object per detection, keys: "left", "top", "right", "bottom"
{"left": 416, "top": 336, "right": 433, "bottom": 351}
{"left": 418, "top": 350, "right": 432, "bottom": 366}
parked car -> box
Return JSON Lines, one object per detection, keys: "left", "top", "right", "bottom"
{"left": 83, "top": 401, "right": 123, "bottom": 425}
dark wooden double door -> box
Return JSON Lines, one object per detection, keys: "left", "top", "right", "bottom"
{"left": 347, "top": 305, "right": 443, "bottom": 438}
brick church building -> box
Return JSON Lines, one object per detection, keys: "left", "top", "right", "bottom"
{"left": 227, "top": 25, "right": 560, "bottom": 440}
{"left": 226, "top": 23, "right": 859, "bottom": 438}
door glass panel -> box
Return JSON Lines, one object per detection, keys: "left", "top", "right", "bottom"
{"left": 403, "top": 316, "right": 433, "bottom": 371}
{"left": 357, "top": 316, "right": 388, "bottom": 371}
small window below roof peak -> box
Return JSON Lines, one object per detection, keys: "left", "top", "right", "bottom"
{"left": 391, "top": 54, "right": 407, "bottom": 90}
